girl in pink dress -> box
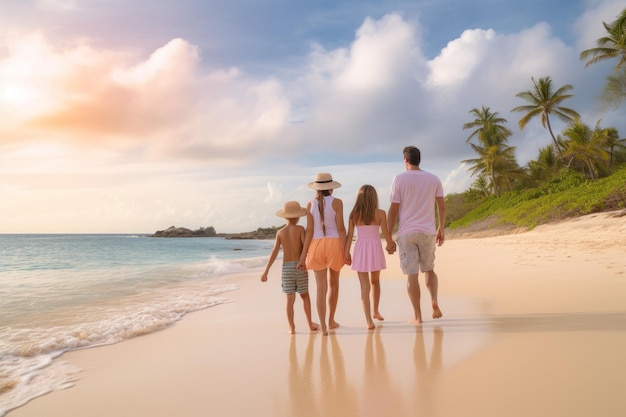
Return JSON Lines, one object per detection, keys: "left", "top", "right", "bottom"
{"left": 345, "top": 185, "right": 396, "bottom": 330}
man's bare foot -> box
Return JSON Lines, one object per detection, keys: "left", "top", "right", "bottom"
{"left": 309, "top": 322, "right": 320, "bottom": 331}
{"left": 373, "top": 312, "right": 385, "bottom": 321}
{"left": 329, "top": 321, "right": 340, "bottom": 329}
{"left": 432, "top": 302, "right": 443, "bottom": 319}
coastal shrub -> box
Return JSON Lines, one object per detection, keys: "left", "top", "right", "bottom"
{"left": 448, "top": 166, "right": 626, "bottom": 231}
{"left": 444, "top": 192, "right": 485, "bottom": 226}
{"left": 541, "top": 169, "right": 586, "bottom": 194}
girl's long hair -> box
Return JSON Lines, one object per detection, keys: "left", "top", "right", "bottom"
{"left": 316, "top": 189, "right": 331, "bottom": 236}
{"left": 349, "top": 185, "right": 378, "bottom": 225}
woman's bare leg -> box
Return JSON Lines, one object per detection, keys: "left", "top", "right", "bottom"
{"left": 314, "top": 269, "right": 329, "bottom": 335}
{"left": 328, "top": 268, "right": 340, "bottom": 329}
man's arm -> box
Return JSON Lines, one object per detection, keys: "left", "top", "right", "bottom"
{"left": 387, "top": 202, "right": 400, "bottom": 238}
{"left": 435, "top": 196, "right": 446, "bottom": 246}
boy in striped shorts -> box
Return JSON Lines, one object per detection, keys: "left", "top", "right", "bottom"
{"left": 261, "top": 201, "right": 320, "bottom": 334}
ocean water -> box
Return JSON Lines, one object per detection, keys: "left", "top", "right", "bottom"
{"left": 0, "top": 234, "right": 274, "bottom": 416}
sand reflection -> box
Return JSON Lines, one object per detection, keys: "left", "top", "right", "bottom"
{"left": 286, "top": 333, "right": 359, "bottom": 417}
{"left": 360, "top": 327, "right": 407, "bottom": 416}
{"left": 412, "top": 325, "right": 444, "bottom": 417}
{"left": 319, "top": 335, "right": 359, "bottom": 416}
{"left": 287, "top": 334, "right": 318, "bottom": 417}
{"left": 285, "top": 324, "right": 454, "bottom": 417}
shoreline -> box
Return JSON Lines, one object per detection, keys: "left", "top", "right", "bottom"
{"left": 8, "top": 210, "right": 626, "bottom": 417}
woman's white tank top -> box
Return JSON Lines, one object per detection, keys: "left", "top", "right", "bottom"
{"left": 310, "top": 195, "right": 339, "bottom": 239}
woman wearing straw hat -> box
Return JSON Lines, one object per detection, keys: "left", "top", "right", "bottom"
{"left": 298, "top": 173, "right": 346, "bottom": 336}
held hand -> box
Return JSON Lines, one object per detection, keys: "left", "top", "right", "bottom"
{"left": 344, "top": 253, "right": 352, "bottom": 266}
{"left": 385, "top": 241, "right": 396, "bottom": 255}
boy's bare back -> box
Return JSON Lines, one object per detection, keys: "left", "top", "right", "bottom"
{"left": 277, "top": 222, "right": 305, "bottom": 263}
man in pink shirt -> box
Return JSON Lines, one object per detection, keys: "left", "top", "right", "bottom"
{"left": 387, "top": 146, "right": 446, "bottom": 323}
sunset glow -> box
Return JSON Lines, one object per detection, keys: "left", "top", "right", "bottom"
{"left": 0, "top": 0, "right": 623, "bottom": 233}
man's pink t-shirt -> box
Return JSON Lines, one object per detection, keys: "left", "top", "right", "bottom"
{"left": 389, "top": 169, "right": 444, "bottom": 237}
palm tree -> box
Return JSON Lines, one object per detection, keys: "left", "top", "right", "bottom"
{"left": 463, "top": 106, "right": 512, "bottom": 145}
{"left": 527, "top": 145, "right": 561, "bottom": 181}
{"left": 561, "top": 121, "right": 610, "bottom": 180}
{"left": 511, "top": 76, "right": 581, "bottom": 158}
{"left": 470, "top": 176, "right": 491, "bottom": 197}
{"left": 462, "top": 107, "right": 523, "bottom": 195}
{"left": 600, "top": 66, "right": 626, "bottom": 109}
{"left": 579, "top": 8, "right": 626, "bottom": 71}
{"left": 603, "top": 126, "right": 626, "bottom": 168}
{"left": 463, "top": 142, "right": 523, "bottom": 195}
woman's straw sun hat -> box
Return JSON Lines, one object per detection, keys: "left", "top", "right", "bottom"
{"left": 307, "top": 173, "right": 342, "bottom": 190}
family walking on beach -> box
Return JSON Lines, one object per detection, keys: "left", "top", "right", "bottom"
{"left": 261, "top": 146, "right": 446, "bottom": 335}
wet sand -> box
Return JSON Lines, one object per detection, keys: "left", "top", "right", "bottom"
{"left": 9, "top": 210, "right": 626, "bottom": 417}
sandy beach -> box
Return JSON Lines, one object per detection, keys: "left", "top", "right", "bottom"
{"left": 9, "top": 210, "right": 626, "bottom": 417}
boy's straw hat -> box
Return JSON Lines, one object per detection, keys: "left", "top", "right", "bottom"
{"left": 307, "top": 172, "right": 342, "bottom": 190}
{"left": 276, "top": 201, "right": 307, "bottom": 218}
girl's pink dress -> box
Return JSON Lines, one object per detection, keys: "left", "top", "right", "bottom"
{"left": 351, "top": 225, "right": 386, "bottom": 272}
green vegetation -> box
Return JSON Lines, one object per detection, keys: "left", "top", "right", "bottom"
{"left": 448, "top": 9, "right": 626, "bottom": 234}
{"left": 580, "top": 8, "right": 626, "bottom": 108}
{"left": 446, "top": 166, "right": 626, "bottom": 231}
{"left": 462, "top": 106, "right": 522, "bottom": 196}
{"left": 511, "top": 76, "right": 580, "bottom": 159}
{"left": 579, "top": 8, "right": 626, "bottom": 71}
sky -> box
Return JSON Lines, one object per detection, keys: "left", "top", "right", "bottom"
{"left": 0, "top": 0, "right": 624, "bottom": 233}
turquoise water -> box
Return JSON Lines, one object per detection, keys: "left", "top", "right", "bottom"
{"left": 0, "top": 234, "right": 274, "bottom": 415}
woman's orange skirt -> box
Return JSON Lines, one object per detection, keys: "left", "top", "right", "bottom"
{"left": 306, "top": 237, "right": 345, "bottom": 271}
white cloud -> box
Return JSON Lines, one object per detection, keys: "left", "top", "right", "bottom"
{"left": 575, "top": 0, "right": 625, "bottom": 51}
{"left": 443, "top": 163, "right": 474, "bottom": 194}
{"left": 264, "top": 182, "right": 284, "bottom": 205}
{"left": 336, "top": 14, "right": 421, "bottom": 91}
{"left": 427, "top": 29, "right": 496, "bottom": 88}
{"left": 1, "top": 3, "right": 624, "bottom": 233}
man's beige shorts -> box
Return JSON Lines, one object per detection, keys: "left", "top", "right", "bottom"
{"left": 397, "top": 232, "right": 436, "bottom": 275}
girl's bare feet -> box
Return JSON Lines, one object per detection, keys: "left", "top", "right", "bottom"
{"left": 373, "top": 312, "right": 384, "bottom": 321}
{"left": 309, "top": 322, "right": 320, "bottom": 331}
{"left": 329, "top": 320, "right": 340, "bottom": 329}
